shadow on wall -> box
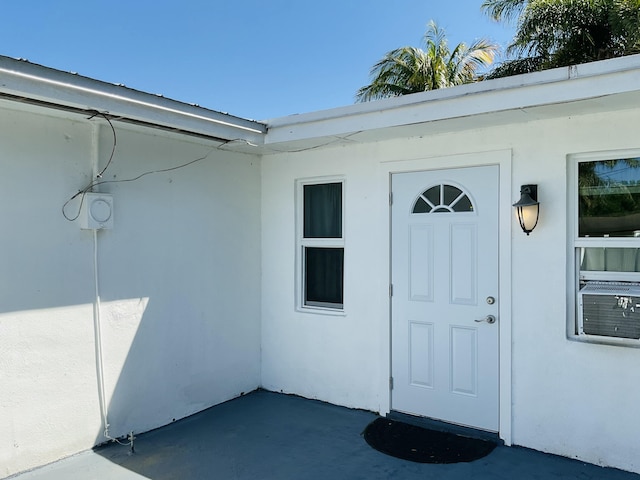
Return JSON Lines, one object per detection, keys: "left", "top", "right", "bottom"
{"left": 0, "top": 110, "right": 263, "bottom": 477}
{"left": 0, "top": 196, "right": 106, "bottom": 474}
{"left": 90, "top": 142, "right": 263, "bottom": 447}
{"left": 93, "top": 290, "right": 253, "bottom": 445}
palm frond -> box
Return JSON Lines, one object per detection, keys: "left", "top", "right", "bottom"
{"left": 481, "top": 0, "right": 528, "bottom": 22}
{"left": 355, "top": 21, "right": 498, "bottom": 102}
{"left": 486, "top": 56, "right": 545, "bottom": 78}
{"left": 489, "top": 0, "right": 640, "bottom": 78}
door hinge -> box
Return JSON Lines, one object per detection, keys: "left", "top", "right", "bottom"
{"left": 389, "top": 284, "right": 393, "bottom": 297}
{"left": 389, "top": 376, "right": 394, "bottom": 390}
{"left": 389, "top": 192, "right": 393, "bottom": 206}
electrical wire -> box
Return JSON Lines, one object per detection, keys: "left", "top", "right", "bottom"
{"left": 62, "top": 150, "right": 215, "bottom": 221}
{"left": 63, "top": 105, "right": 347, "bottom": 222}
{"left": 64, "top": 114, "right": 257, "bottom": 450}
{"left": 61, "top": 111, "right": 118, "bottom": 221}
{"left": 61, "top": 133, "right": 258, "bottom": 222}
{"left": 88, "top": 111, "right": 117, "bottom": 178}
{"left": 86, "top": 150, "right": 215, "bottom": 189}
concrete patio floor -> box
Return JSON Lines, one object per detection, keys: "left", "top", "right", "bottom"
{"left": 10, "top": 390, "right": 639, "bottom": 480}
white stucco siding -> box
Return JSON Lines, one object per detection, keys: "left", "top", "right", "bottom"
{"left": 0, "top": 107, "right": 102, "bottom": 477}
{"left": 0, "top": 105, "right": 262, "bottom": 477}
{"left": 4, "top": 55, "right": 640, "bottom": 477}
{"left": 95, "top": 128, "right": 262, "bottom": 438}
{"left": 261, "top": 108, "right": 640, "bottom": 474}
{"left": 506, "top": 110, "right": 640, "bottom": 473}
{"left": 261, "top": 147, "right": 388, "bottom": 412}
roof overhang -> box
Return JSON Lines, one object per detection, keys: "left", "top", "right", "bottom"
{"left": 262, "top": 54, "right": 640, "bottom": 154}
{"left": 2, "top": 54, "right": 640, "bottom": 155}
{"left": 0, "top": 56, "right": 267, "bottom": 147}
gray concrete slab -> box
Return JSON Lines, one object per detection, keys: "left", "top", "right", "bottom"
{"left": 10, "top": 390, "right": 640, "bottom": 479}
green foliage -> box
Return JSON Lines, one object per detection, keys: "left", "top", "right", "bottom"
{"left": 481, "top": 0, "right": 528, "bottom": 22}
{"left": 356, "top": 21, "right": 498, "bottom": 102}
{"left": 484, "top": 0, "right": 640, "bottom": 78}
{"left": 579, "top": 159, "right": 640, "bottom": 220}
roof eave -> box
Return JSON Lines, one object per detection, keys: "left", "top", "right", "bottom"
{"left": 0, "top": 56, "right": 267, "bottom": 146}
{"left": 264, "top": 54, "right": 640, "bottom": 149}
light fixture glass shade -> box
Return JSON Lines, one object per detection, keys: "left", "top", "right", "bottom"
{"left": 513, "top": 185, "right": 539, "bottom": 235}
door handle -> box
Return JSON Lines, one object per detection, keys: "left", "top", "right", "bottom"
{"left": 475, "top": 315, "right": 496, "bottom": 324}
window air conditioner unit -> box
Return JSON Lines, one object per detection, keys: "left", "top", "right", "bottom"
{"left": 578, "top": 281, "right": 640, "bottom": 340}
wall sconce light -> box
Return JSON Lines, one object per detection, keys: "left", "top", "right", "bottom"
{"left": 513, "top": 184, "right": 539, "bottom": 235}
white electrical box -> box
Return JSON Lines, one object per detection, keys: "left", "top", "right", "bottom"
{"left": 80, "top": 193, "right": 114, "bottom": 230}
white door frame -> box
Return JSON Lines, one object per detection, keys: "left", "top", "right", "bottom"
{"left": 378, "top": 149, "right": 513, "bottom": 444}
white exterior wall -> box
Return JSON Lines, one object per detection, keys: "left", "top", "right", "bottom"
{"left": 261, "top": 107, "right": 640, "bottom": 474}
{"left": 261, "top": 146, "right": 387, "bottom": 411}
{"left": 0, "top": 105, "right": 262, "bottom": 477}
{"left": 3, "top": 65, "right": 640, "bottom": 477}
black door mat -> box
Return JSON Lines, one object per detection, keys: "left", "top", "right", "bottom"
{"left": 363, "top": 417, "right": 497, "bottom": 464}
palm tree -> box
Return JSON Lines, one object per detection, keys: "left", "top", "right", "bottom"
{"left": 481, "top": 0, "right": 527, "bottom": 22}
{"left": 483, "top": 0, "right": 640, "bottom": 78}
{"left": 355, "top": 21, "right": 498, "bottom": 102}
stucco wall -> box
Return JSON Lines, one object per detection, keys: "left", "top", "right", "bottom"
{"left": 260, "top": 107, "right": 640, "bottom": 474}
{"left": 0, "top": 105, "right": 262, "bottom": 477}
{"left": 3, "top": 91, "right": 640, "bottom": 476}
{"left": 261, "top": 145, "right": 387, "bottom": 412}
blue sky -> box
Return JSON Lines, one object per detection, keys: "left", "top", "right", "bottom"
{"left": 0, "top": 1, "right": 515, "bottom": 120}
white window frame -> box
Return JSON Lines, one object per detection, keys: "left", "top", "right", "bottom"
{"left": 568, "top": 149, "right": 640, "bottom": 347}
{"left": 295, "top": 176, "right": 346, "bottom": 315}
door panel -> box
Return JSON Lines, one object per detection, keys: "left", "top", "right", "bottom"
{"left": 450, "top": 325, "right": 478, "bottom": 396}
{"left": 409, "top": 225, "right": 434, "bottom": 301}
{"left": 450, "top": 223, "right": 477, "bottom": 305}
{"left": 391, "top": 165, "right": 499, "bottom": 431}
{"left": 409, "top": 321, "right": 434, "bottom": 387}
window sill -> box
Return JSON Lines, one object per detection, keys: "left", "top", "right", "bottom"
{"left": 568, "top": 333, "right": 640, "bottom": 349}
{"left": 296, "top": 305, "right": 347, "bottom": 317}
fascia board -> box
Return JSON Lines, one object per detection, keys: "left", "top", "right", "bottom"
{"left": 0, "top": 57, "right": 266, "bottom": 144}
{"left": 264, "top": 55, "right": 640, "bottom": 145}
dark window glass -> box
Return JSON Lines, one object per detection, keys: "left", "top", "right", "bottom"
{"left": 304, "top": 183, "right": 342, "bottom": 238}
{"left": 413, "top": 184, "right": 474, "bottom": 214}
{"left": 579, "top": 158, "right": 640, "bottom": 237}
{"left": 443, "top": 185, "right": 463, "bottom": 205}
{"left": 305, "top": 247, "right": 344, "bottom": 306}
{"left": 413, "top": 197, "right": 431, "bottom": 213}
{"left": 452, "top": 195, "right": 473, "bottom": 212}
{"left": 424, "top": 186, "right": 440, "bottom": 206}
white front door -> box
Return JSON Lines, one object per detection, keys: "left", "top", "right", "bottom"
{"left": 391, "top": 165, "right": 499, "bottom": 431}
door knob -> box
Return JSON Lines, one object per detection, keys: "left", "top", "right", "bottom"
{"left": 475, "top": 315, "right": 496, "bottom": 324}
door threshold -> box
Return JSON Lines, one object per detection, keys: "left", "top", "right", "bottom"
{"left": 387, "top": 411, "right": 502, "bottom": 444}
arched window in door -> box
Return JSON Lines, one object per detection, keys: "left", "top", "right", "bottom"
{"left": 412, "top": 184, "right": 475, "bottom": 214}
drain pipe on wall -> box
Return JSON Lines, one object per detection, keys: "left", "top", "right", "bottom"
{"left": 89, "top": 121, "right": 135, "bottom": 453}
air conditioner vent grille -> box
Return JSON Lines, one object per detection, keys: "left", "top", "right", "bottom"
{"left": 580, "top": 281, "right": 640, "bottom": 296}
{"left": 579, "top": 282, "right": 640, "bottom": 340}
